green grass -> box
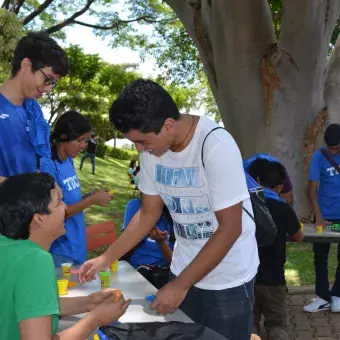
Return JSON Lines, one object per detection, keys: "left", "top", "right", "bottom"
{"left": 76, "top": 154, "right": 338, "bottom": 286}
{"left": 286, "top": 243, "right": 338, "bottom": 286}
{"left": 74, "top": 155, "right": 133, "bottom": 233}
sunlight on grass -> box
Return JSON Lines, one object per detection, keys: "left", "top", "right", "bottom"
{"left": 74, "top": 155, "right": 135, "bottom": 234}
{"left": 285, "top": 243, "right": 338, "bottom": 286}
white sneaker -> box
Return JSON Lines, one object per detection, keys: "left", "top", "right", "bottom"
{"left": 303, "top": 297, "right": 331, "bottom": 312}
{"left": 332, "top": 296, "right": 340, "bottom": 312}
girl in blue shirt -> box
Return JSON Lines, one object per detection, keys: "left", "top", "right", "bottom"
{"left": 40, "top": 111, "right": 112, "bottom": 266}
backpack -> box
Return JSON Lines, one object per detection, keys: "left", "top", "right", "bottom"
{"left": 201, "top": 127, "right": 277, "bottom": 247}
{"left": 98, "top": 322, "right": 228, "bottom": 340}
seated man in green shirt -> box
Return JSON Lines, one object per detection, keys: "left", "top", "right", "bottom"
{"left": 0, "top": 173, "right": 130, "bottom": 340}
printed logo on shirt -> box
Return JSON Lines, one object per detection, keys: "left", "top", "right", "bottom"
{"left": 155, "top": 164, "right": 203, "bottom": 188}
{"left": 161, "top": 192, "right": 211, "bottom": 215}
{"left": 0, "top": 113, "right": 9, "bottom": 119}
{"left": 327, "top": 167, "right": 339, "bottom": 176}
{"left": 174, "top": 219, "right": 214, "bottom": 240}
{"left": 63, "top": 175, "right": 80, "bottom": 191}
{"left": 157, "top": 165, "right": 214, "bottom": 240}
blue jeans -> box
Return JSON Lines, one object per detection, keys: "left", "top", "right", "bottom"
{"left": 52, "top": 254, "right": 80, "bottom": 268}
{"left": 80, "top": 152, "right": 96, "bottom": 174}
{"left": 170, "top": 272, "right": 255, "bottom": 340}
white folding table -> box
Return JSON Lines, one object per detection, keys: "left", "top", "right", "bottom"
{"left": 58, "top": 261, "right": 192, "bottom": 337}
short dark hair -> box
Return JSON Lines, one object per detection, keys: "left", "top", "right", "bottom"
{"left": 11, "top": 32, "right": 69, "bottom": 77}
{"left": 109, "top": 79, "right": 180, "bottom": 134}
{"left": 51, "top": 110, "right": 91, "bottom": 162}
{"left": 248, "top": 159, "right": 286, "bottom": 189}
{"left": 324, "top": 124, "right": 340, "bottom": 147}
{"left": 0, "top": 173, "right": 55, "bottom": 240}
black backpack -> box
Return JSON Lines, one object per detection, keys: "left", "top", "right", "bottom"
{"left": 99, "top": 322, "right": 228, "bottom": 340}
{"left": 201, "top": 127, "right": 277, "bottom": 247}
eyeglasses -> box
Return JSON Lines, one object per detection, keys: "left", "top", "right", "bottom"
{"left": 38, "top": 68, "right": 58, "bottom": 89}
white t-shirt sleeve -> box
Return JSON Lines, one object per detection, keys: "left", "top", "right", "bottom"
{"left": 204, "top": 132, "right": 249, "bottom": 212}
{"left": 138, "top": 152, "right": 159, "bottom": 195}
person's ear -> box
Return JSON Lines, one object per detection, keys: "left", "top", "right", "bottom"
{"left": 30, "top": 213, "right": 44, "bottom": 230}
{"left": 21, "top": 58, "right": 33, "bottom": 74}
{"left": 163, "top": 118, "right": 175, "bottom": 136}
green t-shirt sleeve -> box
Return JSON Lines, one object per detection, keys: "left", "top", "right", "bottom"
{"left": 14, "top": 250, "right": 60, "bottom": 324}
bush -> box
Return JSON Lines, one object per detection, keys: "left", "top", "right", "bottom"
{"left": 109, "top": 147, "right": 138, "bottom": 161}
{"left": 96, "top": 139, "right": 109, "bottom": 158}
{"left": 95, "top": 139, "right": 138, "bottom": 160}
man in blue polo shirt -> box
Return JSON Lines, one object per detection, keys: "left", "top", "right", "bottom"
{"left": 304, "top": 124, "right": 340, "bottom": 313}
{"left": 0, "top": 32, "right": 68, "bottom": 180}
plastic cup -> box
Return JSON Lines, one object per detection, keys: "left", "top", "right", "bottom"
{"left": 61, "top": 263, "right": 72, "bottom": 277}
{"left": 110, "top": 260, "right": 119, "bottom": 273}
{"left": 316, "top": 225, "right": 323, "bottom": 234}
{"left": 57, "top": 279, "right": 68, "bottom": 295}
{"left": 300, "top": 223, "right": 304, "bottom": 232}
{"left": 99, "top": 271, "right": 110, "bottom": 288}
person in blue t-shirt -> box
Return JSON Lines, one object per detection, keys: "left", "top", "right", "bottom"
{"left": 304, "top": 124, "right": 340, "bottom": 313}
{"left": 40, "top": 111, "right": 112, "bottom": 266}
{"left": 244, "top": 153, "right": 294, "bottom": 205}
{"left": 0, "top": 32, "right": 69, "bottom": 182}
{"left": 121, "top": 198, "right": 175, "bottom": 288}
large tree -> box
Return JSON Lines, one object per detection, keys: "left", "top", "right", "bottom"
{"left": 2, "top": 1, "right": 339, "bottom": 216}
{"left": 161, "top": 1, "right": 340, "bottom": 218}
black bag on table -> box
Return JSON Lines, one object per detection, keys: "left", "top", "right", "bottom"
{"left": 99, "top": 322, "right": 228, "bottom": 340}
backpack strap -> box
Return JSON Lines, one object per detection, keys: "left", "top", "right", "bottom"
{"left": 201, "top": 127, "right": 227, "bottom": 168}
{"left": 200, "top": 127, "right": 255, "bottom": 219}
{"left": 320, "top": 148, "right": 340, "bottom": 174}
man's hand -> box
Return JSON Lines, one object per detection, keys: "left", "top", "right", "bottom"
{"left": 150, "top": 227, "right": 168, "bottom": 243}
{"left": 315, "top": 216, "right": 331, "bottom": 227}
{"left": 150, "top": 280, "right": 188, "bottom": 315}
{"left": 78, "top": 255, "right": 108, "bottom": 283}
{"left": 87, "top": 289, "right": 118, "bottom": 312}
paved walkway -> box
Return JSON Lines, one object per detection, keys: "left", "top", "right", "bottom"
{"left": 259, "top": 293, "right": 340, "bottom": 340}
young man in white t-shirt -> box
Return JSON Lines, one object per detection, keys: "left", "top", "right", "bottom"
{"left": 79, "top": 79, "right": 259, "bottom": 340}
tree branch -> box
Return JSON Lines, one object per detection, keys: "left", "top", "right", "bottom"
{"left": 14, "top": 0, "right": 25, "bottom": 14}
{"left": 72, "top": 15, "right": 175, "bottom": 30}
{"left": 279, "top": 0, "right": 340, "bottom": 71}
{"left": 1, "top": 0, "right": 10, "bottom": 9}
{"left": 43, "top": 0, "right": 96, "bottom": 34}
{"left": 22, "top": 0, "right": 54, "bottom": 26}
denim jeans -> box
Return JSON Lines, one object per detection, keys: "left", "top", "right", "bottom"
{"left": 170, "top": 272, "right": 255, "bottom": 340}
{"left": 52, "top": 254, "right": 80, "bottom": 268}
{"left": 80, "top": 152, "right": 96, "bottom": 174}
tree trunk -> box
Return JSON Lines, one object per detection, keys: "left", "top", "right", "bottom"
{"left": 166, "top": 0, "right": 340, "bottom": 218}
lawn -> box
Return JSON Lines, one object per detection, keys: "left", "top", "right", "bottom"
{"left": 74, "top": 155, "right": 132, "bottom": 232}
{"left": 76, "top": 154, "right": 339, "bottom": 286}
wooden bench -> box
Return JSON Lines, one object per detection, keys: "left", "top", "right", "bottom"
{"left": 86, "top": 221, "right": 117, "bottom": 252}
